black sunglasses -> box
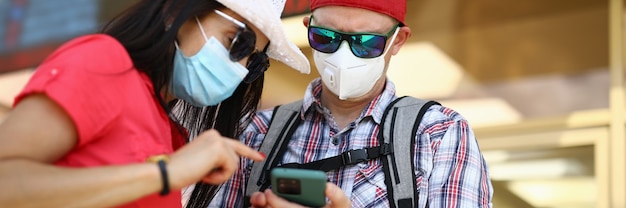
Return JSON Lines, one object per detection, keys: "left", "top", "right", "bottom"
{"left": 244, "top": 44, "right": 270, "bottom": 83}
{"left": 215, "top": 10, "right": 269, "bottom": 83}
{"left": 215, "top": 10, "right": 257, "bottom": 62}
{"left": 307, "top": 15, "right": 398, "bottom": 58}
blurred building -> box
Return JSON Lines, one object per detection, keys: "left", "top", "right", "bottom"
{"left": 0, "top": 0, "right": 137, "bottom": 115}
{"left": 1, "top": 0, "right": 625, "bottom": 207}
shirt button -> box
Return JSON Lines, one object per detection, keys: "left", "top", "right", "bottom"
{"left": 51, "top": 69, "right": 58, "bottom": 75}
{"left": 332, "top": 138, "right": 339, "bottom": 145}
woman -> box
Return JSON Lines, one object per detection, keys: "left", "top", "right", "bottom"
{"left": 0, "top": 0, "right": 310, "bottom": 207}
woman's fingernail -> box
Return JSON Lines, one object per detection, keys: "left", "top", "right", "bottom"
{"left": 259, "top": 152, "right": 266, "bottom": 158}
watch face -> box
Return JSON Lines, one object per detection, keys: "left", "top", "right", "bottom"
{"left": 146, "top": 154, "right": 170, "bottom": 163}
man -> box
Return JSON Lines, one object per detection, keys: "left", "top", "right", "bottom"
{"left": 211, "top": 0, "right": 493, "bottom": 207}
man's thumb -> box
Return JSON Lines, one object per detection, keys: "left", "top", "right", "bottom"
{"left": 325, "top": 183, "right": 351, "bottom": 208}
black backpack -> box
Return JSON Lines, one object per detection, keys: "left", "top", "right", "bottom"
{"left": 244, "top": 96, "right": 439, "bottom": 208}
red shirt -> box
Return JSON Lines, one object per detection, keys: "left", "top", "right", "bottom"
{"left": 14, "top": 34, "right": 185, "bottom": 208}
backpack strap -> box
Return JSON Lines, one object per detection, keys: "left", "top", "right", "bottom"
{"left": 378, "top": 96, "right": 440, "bottom": 208}
{"left": 278, "top": 144, "right": 393, "bottom": 171}
{"left": 244, "top": 100, "right": 303, "bottom": 205}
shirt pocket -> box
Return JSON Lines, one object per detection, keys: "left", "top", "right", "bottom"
{"left": 356, "top": 162, "right": 386, "bottom": 190}
{"left": 352, "top": 162, "right": 391, "bottom": 207}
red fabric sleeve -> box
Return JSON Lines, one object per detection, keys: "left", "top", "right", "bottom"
{"left": 14, "top": 34, "right": 134, "bottom": 147}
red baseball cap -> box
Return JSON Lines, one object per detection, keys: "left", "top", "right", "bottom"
{"left": 310, "top": 0, "right": 407, "bottom": 26}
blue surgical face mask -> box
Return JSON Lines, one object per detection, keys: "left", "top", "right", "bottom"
{"left": 170, "top": 17, "right": 249, "bottom": 107}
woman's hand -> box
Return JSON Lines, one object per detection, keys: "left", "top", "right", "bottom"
{"left": 166, "top": 129, "right": 265, "bottom": 189}
{"left": 250, "top": 182, "right": 351, "bottom": 208}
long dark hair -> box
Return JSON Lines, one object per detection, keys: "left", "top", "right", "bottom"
{"left": 100, "top": 0, "right": 265, "bottom": 207}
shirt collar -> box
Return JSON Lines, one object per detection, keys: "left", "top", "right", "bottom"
{"left": 300, "top": 78, "right": 398, "bottom": 124}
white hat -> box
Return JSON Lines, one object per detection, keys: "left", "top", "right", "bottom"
{"left": 216, "top": 0, "right": 311, "bottom": 74}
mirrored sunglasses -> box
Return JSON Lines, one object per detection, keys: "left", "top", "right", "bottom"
{"left": 214, "top": 10, "right": 256, "bottom": 62}
{"left": 307, "top": 16, "right": 398, "bottom": 58}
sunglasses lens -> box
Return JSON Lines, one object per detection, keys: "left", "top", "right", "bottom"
{"left": 350, "top": 34, "right": 386, "bottom": 58}
{"left": 244, "top": 51, "right": 269, "bottom": 83}
{"left": 229, "top": 28, "right": 256, "bottom": 61}
{"left": 308, "top": 27, "right": 341, "bottom": 53}
{"left": 309, "top": 26, "right": 388, "bottom": 58}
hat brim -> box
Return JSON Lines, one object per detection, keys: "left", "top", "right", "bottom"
{"left": 216, "top": 0, "right": 310, "bottom": 74}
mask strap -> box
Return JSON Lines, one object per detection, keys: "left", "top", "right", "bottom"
{"left": 380, "top": 27, "right": 400, "bottom": 57}
{"left": 195, "top": 17, "right": 210, "bottom": 41}
{"left": 173, "top": 17, "right": 209, "bottom": 49}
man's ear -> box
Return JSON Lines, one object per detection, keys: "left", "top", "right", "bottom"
{"left": 389, "top": 26, "right": 411, "bottom": 55}
{"left": 303, "top": 16, "right": 310, "bottom": 28}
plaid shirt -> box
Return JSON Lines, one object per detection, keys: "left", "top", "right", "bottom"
{"left": 208, "top": 79, "right": 493, "bottom": 207}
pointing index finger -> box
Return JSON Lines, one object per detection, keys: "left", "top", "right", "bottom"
{"left": 226, "top": 139, "right": 265, "bottom": 161}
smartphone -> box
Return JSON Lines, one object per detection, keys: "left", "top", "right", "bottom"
{"left": 270, "top": 167, "right": 327, "bottom": 207}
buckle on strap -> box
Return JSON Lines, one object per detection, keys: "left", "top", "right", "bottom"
{"left": 342, "top": 149, "right": 368, "bottom": 165}
{"left": 379, "top": 143, "right": 393, "bottom": 155}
